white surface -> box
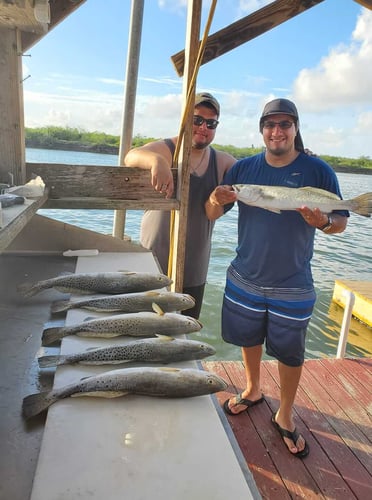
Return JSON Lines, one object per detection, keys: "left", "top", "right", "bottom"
{"left": 30, "top": 252, "right": 257, "bottom": 500}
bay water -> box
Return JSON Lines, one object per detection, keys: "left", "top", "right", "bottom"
{"left": 27, "top": 147, "right": 372, "bottom": 360}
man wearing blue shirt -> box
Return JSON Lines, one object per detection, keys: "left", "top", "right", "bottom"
{"left": 205, "top": 98, "right": 348, "bottom": 458}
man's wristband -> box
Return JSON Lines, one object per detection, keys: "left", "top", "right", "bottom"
{"left": 317, "top": 215, "right": 333, "bottom": 232}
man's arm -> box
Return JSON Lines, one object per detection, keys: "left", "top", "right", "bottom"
{"left": 205, "top": 185, "right": 237, "bottom": 220}
{"left": 124, "top": 140, "right": 175, "bottom": 198}
{"left": 297, "top": 207, "right": 348, "bottom": 234}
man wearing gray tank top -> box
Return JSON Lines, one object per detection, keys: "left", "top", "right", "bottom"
{"left": 124, "top": 93, "right": 236, "bottom": 318}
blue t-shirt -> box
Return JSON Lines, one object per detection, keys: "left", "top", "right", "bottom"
{"left": 223, "top": 152, "right": 348, "bottom": 288}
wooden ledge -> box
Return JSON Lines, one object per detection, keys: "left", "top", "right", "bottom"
{"left": 42, "top": 196, "right": 180, "bottom": 210}
{"left": 0, "top": 191, "right": 48, "bottom": 252}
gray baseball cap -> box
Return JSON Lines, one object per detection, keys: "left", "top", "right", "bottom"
{"left": 195, "top": 92, "right": 220, "bottom": 117}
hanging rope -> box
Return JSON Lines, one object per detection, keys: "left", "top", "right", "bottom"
{"left": 167, "top": 0, "right": 217, "bottom": 278}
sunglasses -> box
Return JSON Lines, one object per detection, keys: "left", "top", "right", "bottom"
{"left": 262, "top": 120, "right": 294, "bottom": 130}
{"left": 193, "top": 115, "right": 219, "bottom": 130}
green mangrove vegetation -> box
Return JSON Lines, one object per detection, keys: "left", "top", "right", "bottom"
{"left": 25, "top": 126, "right": 372, "bottom": 172}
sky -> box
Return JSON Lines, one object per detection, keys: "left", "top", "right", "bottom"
{"left": 22, "top": 0, "right": 372, "bottom": 159}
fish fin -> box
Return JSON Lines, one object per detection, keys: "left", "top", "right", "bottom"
{"left": 38, "top": 355, "right": 64, "bottom": 367}
{"left": 152, "top": 302, "right": 165, "bottom": 315}
{"left": 41, "top": 327, "right": 64, "bottom": 345}
{"left": 71, "top": 391, "right": 129, "bottom": 398}
{"left": 17, "top": 282, "right": 38, "bottom": 297}
{"left": 22, "top": 391, "right": 54, "bottom": 419}
{"left": 50, "top": 300, "right": 72, "bottom": 314}
{"left": 82, "top": 316, "right": 96, "bottom": 322}
{"left": 117, "top": 270, "right": 135, "bottom": 274}
{"left": 54, "top": 286, "right": 92, "bottom": 295}
{"left": 155, "top": 334, "right": 175, "bottom": 341}
{"left": 158, "top": 367, "right": 180, "bottom": 373}
{"left": 144, "top": 291, "right": 160, "bottom": 297}
{"left": 265, "top": 207, "right": 282, "bottom": 214}
{"left": 299, "top": 186, "right": 341, "bottom": 200}
{"left": 350, "top": 192, "right": 372, "bottom": 217}
{"left": 76, "top": 332, "right": 118, "bottom": 338}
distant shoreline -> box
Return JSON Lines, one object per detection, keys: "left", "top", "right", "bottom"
{"left": 25, "top": 143, "right": 372, "bottom": 175}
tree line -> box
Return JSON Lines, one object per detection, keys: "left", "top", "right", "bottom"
{"left": 25, "top": 126, "right": 372, "bottom": 171}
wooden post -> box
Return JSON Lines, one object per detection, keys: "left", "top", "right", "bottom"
{"left": 170, "top": 0, "right": 202, "bottom": 293}
{"left": 0, "top": 27, "right": 25, "bottom": 186}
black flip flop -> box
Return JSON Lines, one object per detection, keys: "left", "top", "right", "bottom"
{"left": 223, "top": 393, "right": 264, "bottom": 416}
{"left": 271, "top": 413, "right": 309, "bottom": 459}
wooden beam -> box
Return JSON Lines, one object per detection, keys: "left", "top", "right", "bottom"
{"left": 171, "top": 0, "right": 325, "bottom": 76}
{"left": 353, "top": 0, "right": 372, "bottom": 9}
{"left": 25, "top": 163, "right": 178, "bottom": 204}
{"left": 21, "top": 0, "right": 87, "bottom": 51}
{"left": 41, "top": 197, "right": 179, "bottom": 211}
{"left": 170, "top": 0, "right": 203, "bottom": 293}
{"left": 0, "top": 27, "right": 25, "bottom": 186}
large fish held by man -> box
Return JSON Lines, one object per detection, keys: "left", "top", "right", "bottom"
{"left": 233, "top": 184, "right": 372, "bottom": 216}
{"left": 51, "top": 290, "right": 195, "bottom": 314}
{"left": 38, "top": 335, "right": 216, "bottom": 367}
{"left": 22, "top": 366, "right": 228, "bottom": 419}
{"left": 17, "top": 271, "right": 172, "bottom": 298}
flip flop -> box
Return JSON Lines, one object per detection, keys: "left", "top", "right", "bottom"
{"left": 271, "top": 413, "right": 309, "bottom": 459}
{"left": 223, "top": 393, "right": 264, "bottom": 416}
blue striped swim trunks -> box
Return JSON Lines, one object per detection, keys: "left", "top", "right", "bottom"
{"left": 222, "top": 265, "right": 316, "bottom": 366}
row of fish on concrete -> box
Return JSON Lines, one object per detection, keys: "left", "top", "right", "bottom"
{"left": 19, "top": 270, "right": 228, "bottom": 419}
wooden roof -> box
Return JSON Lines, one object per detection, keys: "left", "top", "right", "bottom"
{"left": 0, "top": 0, "right": 86, "bottom": 51}
{"left": 2, "top": 0, "right": 371, "bottom": 58}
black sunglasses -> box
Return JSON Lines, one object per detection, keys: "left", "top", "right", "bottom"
{"left": 193, "top": 115, "right": 219, "bottom": 130}
{"left": 262, "top": 120, "right": 294, "bottom": 130}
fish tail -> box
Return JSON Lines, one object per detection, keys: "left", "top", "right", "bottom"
{"left": 50, "top": 300, "right": 73, "bottom": 314}
{"left": 17, "top": 282, "right": 39, "bottom": 297}
{"left": 38, "top": 355, "right": 65, "bottom": 367}
{"left": 350, "top": 193, "right": 372, "bottom": 217}
{"left": 22, "top": 391, "right": 56, "bottom": 419}
{"left": 41, "top": 326, "right": 66, "bottom": 345}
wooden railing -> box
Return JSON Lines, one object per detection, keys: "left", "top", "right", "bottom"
{"left": 0, "top": 164, "right": 179, "bottom": 252}
{"left": 25, "top": 163, "right": 179, "bottom": 210}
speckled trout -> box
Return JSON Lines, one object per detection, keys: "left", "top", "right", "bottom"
{"left": 41, "top": 309, "right": 202, "bottom": 345}
{"left": 51, "top": 290, "right": 195, "bottom": 314}
{"left": 38, "top": 335, "right": 215, "bottom": 367}
{"left": 233, "top": 184, "right": 372, "bottom": 216}
{"left": 22, "top": 367, "right": 228, "bottom": 418}
{"left": 17, "top": 271, "right": 172, "bottom": 297}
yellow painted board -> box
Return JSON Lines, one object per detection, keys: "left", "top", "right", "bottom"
{"left": 332, "top": 280, "right": 372, "bottom": 327}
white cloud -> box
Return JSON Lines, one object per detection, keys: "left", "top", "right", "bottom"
{"left": 292, "top": 9, "right": 372, "bottom": 110}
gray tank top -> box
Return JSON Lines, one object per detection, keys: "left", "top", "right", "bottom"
{"left": 140, "top": 139, "right": 218, "bottom": 287}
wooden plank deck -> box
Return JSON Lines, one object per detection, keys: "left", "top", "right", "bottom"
{"left": 203, "top": 358, "right": 372, "bottom": 500}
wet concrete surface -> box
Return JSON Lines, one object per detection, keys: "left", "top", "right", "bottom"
{"left": 0, "top": 254, "right": 75, "bottom": 500}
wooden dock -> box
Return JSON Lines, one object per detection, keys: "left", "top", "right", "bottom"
{"left": 204, "top": 358, "right": 372, "bottom": 500}
{"left": 332, "top": 280, "right": 372, "bottom": 327}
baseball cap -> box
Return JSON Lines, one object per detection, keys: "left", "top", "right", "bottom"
{"left": 260, "top": 98, "right": 299, "bottom": 121}
{"left": 195, "top": 92, "right": 220, "bottom": 117}
{"left": 259, "top": 98, "right": 304, "bottom": 152}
